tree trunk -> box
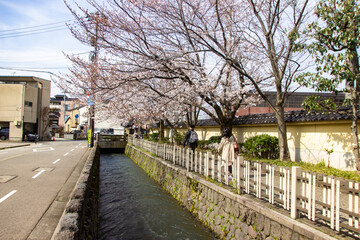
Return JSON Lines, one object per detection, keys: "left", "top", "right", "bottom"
{"left": 219, "top": 120, "right": 233, "bottom": 136}
{"left": 159, "top": 120, "right": 164, "bottom": 141}
{"left": 274, "top": 107, "right": 290, "bottom": 161}
{"left": 348, "top": 47, "right": 360, "bottom": 171}
{"left": 350, "top": 101, "right": 360, "bottom": 171}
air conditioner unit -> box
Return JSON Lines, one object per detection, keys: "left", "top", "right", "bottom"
{"left": 15, "top": 121, "right": 21, "bottom": 126}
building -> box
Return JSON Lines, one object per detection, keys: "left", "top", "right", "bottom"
{"left": 0, "top": 76, "right": 51, "bottom": 141}
{"left": 50, "top": 95, "right": 89, "bottom": 134}
{"left": 64, "top": 105, "right": 88, "bottom": 133}
{"left": 236, "top": 91, "right": 345, "bottom": 116}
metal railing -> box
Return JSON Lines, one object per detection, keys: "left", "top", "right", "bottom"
{"left": 129, "top": 136, "right": 360, "bottom": 237}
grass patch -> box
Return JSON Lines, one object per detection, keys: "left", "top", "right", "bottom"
{"left": 244, "top": 154, "right": 360, "bottom": 182}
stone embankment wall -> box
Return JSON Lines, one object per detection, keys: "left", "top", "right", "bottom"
{"left": 126, "top": 145, "right": 335, "bottom": 240}
{"left": 52, "top": 144, "right": 100, "bottom": 240}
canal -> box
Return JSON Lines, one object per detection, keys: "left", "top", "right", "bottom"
{"left": 99, "top": 153, "right": 217, "bottom": 240}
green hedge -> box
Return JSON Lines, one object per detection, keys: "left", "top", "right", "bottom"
{"left": 244, "top": 134, "right": 279, "bottom": 159}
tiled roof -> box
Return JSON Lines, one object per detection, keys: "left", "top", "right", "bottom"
{"left": 194, "top": 108, "right": 355, "bottom": 127}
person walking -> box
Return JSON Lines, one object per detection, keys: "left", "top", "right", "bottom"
{"left": 183, "top": 124, "right": 198, "bottom": 151}
{"left": 218, "top": 127, "right": 237, "bottom": 180}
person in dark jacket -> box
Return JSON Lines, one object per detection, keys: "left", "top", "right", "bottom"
{"left": 183, "top": 124, "right": 198, "bottom": 151}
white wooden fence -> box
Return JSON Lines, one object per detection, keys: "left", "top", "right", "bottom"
{"left": 129, "top": 137, "right": 360, "bottom": 237}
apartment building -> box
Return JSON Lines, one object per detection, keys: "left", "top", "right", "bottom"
{"left": 0, "top": 76, "right": 50, "bottom": 141}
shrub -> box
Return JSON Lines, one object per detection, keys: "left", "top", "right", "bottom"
{"left": 149, "top": 132, "right": 159, "bottom": 141}
{"left": 173, "top": 131, "right": 186, "bottom": 145}
{"left": 159, "top": 137, "right": 170, "bottom": 144}
{"left": 208, "top": 136, "right": 222, "bottom": 143}
{"left": 244, "top": 134, "right": 279, "bottom": 159}
{"left": 197, "top": 140, "right": 209, "bottom": 149}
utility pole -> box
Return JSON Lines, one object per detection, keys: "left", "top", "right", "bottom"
{"left": 88, "top": 12, "right": 99, "bottom": 148}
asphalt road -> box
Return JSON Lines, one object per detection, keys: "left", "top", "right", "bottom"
{"left": 0, "top": 140, "right": 89, "bottom": 240}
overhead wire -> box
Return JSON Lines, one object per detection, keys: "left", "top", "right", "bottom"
{"left": 0, "top": 20, "right": 71, "bottom": 33}
{"left": 0, "top": 20, "right": 74, "bottom": 39}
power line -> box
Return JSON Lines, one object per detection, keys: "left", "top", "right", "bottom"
{"left": 0, "top": 67, "right": 62, "bottom": 76}
{"left": 0, "top": 26, "right": 69, "bottom": 39}
{"left": 0, "top": 20, "right": 72, "bottom": 33}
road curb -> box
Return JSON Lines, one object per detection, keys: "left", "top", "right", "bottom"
{"left": 51, "top": 143, "right": 99, "bottom": 240}
{"left": 0, "top": 143, "right": 31, "bottom": 150}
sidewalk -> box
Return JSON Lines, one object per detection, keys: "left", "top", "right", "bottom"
{"left": 0, "top": 141, "right": 31, "bottom": 150}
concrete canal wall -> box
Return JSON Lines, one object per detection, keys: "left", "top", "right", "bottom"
{"left": 126, "top": 144, "right": 335, "bottom": 240}
{"left": 52, "top": 144, "right": 100, "bottom": 240}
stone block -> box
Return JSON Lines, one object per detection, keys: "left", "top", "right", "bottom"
{"left": 256, "top": 214, "right": 265, "bottom": 231}
{"left": 235, "top": 218, "right": 241, "bottom": 228}
{"left": 230, "top": 225, "right": 236, "bottom": 236}
{"left": 290, "top": 232, "right": 300, "bottom": 240}
{"left": 71, "top": 186, "right": 86, "bottom": 199}
{"left": 214, "top": 205, "right": 220, "bottom": 215}
{"left": 215, "top": 215, "right": 222, "bottom": 225}
{"left": 248, "top": 226, "right": 258, "bottom": 239}
{"left": 281, "top": 226, "right": 292, "bottom": 240}
{"left": 235, "top": 228, "right": 245, "bottom": 240}
{"left": 54, "top": 230, "right": 76, "bottom": 240}
{"left": 233, "top": 203, "right": 240, "bottom": 218}
{"left": 241, "top": 222, "right": 248, "bottom": 235}
{"left": 247, "top": 211, "right": 256, "bottom": 225}
{"left": 264, "top": 218, "right": 271, "bottom": 236}
{"left": 225, "top": 198, "right": 231, "bottom": 213}
{"left": 229, "top": 216, "right": 235, "bottom": 225}
{"left": 214, "top": 225, "right": 222, "bottom": 235}
{"left": 240, "top": 208, "right": 248, "bottom": 222}
{"left": 66, "top": 199, "right": 83, "bottom": 213}
{"left": 270, "top": 221, "right": 281, "bottom": 239}
{"left": 60, "top": 213, "right": 79, "bottom": 232}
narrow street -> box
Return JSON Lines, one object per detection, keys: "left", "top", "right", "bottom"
{"left": 0, "top": 140, "right": 89, "bottom": 240}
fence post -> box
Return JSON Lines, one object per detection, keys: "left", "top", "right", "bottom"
{"left": 205, "top": 152, "right": 209, "bottom": 177}
{"left": 194, "top": 151, "right": 198, "bottom": 173}
{"left": 190, "top": 150, "right": 193, "bottom": 171}
{"left": 173, "top": 145, "right": 176, "bottom": 164}
{"left": 186, "top": 148, "right": 190, "bottom": 172}
{"left": 199, "top": 152, "right": 202, "bottom": 174}
{"left": 225, "top": 156, "right": 228, "bottom": 185}
{"left": 255, "top": 162, "right": 261, "bottom": 198}
{"left": 212, "top": 153, "right": 215, "bottom": 179}
{"left": 245, "top": 160, "right": 250, "bottom": 194}
{"left": 336, "top": 179, "right": 340, "bottom": 231}
{"left": 217, "top": 155, "right": 221, "bottom": 183}
{"left": 291, "top": 166, "right": 301, "bottom": 219}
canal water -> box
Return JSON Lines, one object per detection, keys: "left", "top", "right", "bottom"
{"left": 99, "top": 153, "right": 217, "bottom": 240}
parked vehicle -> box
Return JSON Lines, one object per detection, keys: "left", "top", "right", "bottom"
{"left": 24, "top": 130, "right": 39, "bottom": 142}
{"left": 0, "top": 128, "right": 9, "bottom": 140}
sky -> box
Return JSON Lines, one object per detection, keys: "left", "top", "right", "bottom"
{"left": 0, "top": 0, "right": 91, "bottom": 96}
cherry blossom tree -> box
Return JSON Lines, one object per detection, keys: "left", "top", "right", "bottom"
{"left": 170, "top": 0, "right": 310, "bottom": 161}
{"left": 58, "top": 0, "right": 259, "bottom": 137}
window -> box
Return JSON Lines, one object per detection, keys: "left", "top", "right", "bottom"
{"left": 25, "top": 101, "right": 33, "bottom": 107}
{"left": 64, "top": 105, "right": 69, "bottom": 111}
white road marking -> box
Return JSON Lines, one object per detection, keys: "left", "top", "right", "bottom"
{"left": 0, "top": 190, "right": 17, "bottom": 203}
{"left": 33, "top": 147, "right": 55, "bottom": 152}
{"left": 64, "top": 152, "right": 69, "bottom": 156}
{"left": 53, "top": 158, "right": 61, "bottom": 164}
{"left": 70, "top": 149, "right": 74, "bottom": 152}
{"left": 32, "top": 170, "right": 46, "bottom": 179}
{"left": 75, "top": 146, "right": 78, "bottom": 149}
